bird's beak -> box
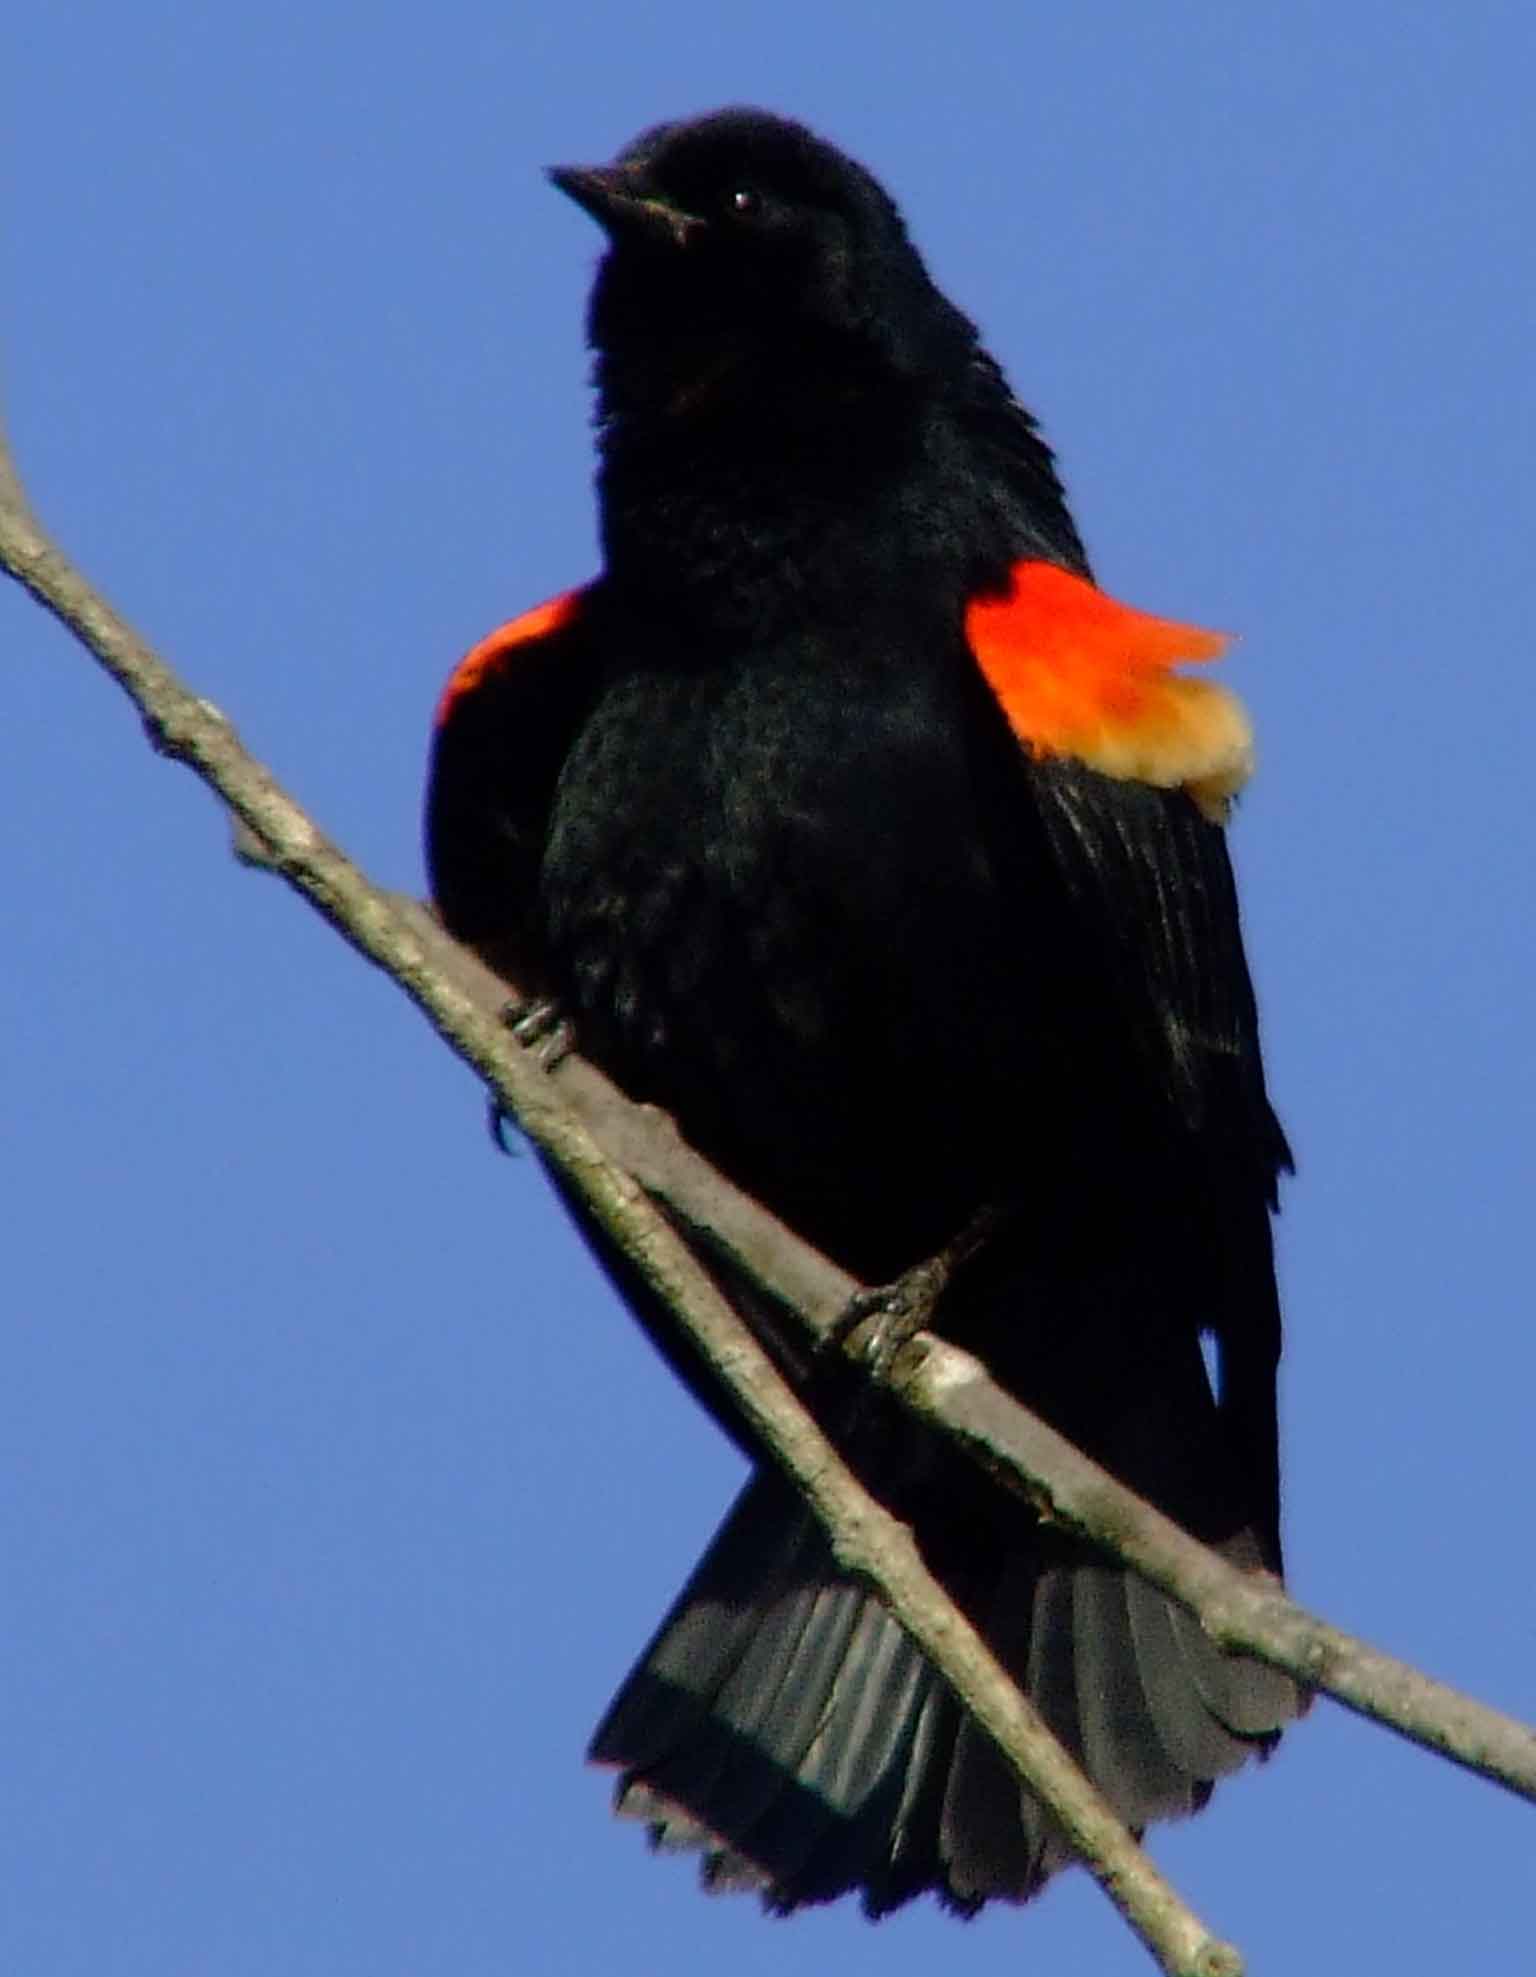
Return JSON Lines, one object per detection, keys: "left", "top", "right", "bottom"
{"left": 547, "top": 164, "right": 700, "bottom": 248}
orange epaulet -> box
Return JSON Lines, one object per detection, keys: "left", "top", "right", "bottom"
{"left": 965, "top": 561, "right": 1252, "bottom": 821}
{"left": 434, "top": 588, "right": 586, "bottom": 729}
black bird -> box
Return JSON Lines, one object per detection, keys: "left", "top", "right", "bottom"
{"left": 426, "top": 106, "right": 1299, "bottom": 1916}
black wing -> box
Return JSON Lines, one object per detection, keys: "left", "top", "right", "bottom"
{"left": 1024, "top": 756, "right": 1290, "bottom": 1564}
{"left": 425, "top": 584, "right": 601, "bottom": 981}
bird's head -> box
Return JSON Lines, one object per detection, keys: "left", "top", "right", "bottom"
{"left": 550, "top": 109, "right": 974, "bottom": 421}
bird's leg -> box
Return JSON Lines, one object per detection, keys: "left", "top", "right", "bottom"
{"left": 829, "top": 1202, "right": 1006, "bottom": 1377}
{"left": 831, "top": 1259, "right": 951, "bottom": 1379}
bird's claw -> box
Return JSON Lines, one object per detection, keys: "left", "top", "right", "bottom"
{"left": 501, "top": 994, "right": 575, "bottom": 1069}
{"left": 484, "top": 996, "right": 576, "bottom": 1154}
{"left": 827, "top": 1205, "right": 1004, "bottom": 1378}
{"left": 828, "top": 1256, "right": 949, "bottom": 1379}
{"left": 486, "top": 1099, "right": 523, "bottom": 1156}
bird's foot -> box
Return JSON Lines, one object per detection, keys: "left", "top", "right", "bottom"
{"left": 484, "top": 995, "right": 576, "bottom": 1154}
{"left": 829, "top": 1256, "right": 952, "bottom": 1379}
{"left": 500, "top": 993, "right": 575, "bottom": 1069}
{"left": 827, "top": 1204, "right": 1006, "bottom": 1378}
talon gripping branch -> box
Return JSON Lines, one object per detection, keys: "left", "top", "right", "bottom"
{"left": 427, "top": 108, "right": 1298, "bottom": 1917}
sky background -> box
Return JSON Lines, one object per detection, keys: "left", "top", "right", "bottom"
{"left": 3, "top": 5, "right": 1533, "bottom": 1973}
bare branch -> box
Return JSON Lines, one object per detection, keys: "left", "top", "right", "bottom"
{"left": 430, "top": 933, "right": 1536, "bottom": 1811}
{"left": 6, "top": 419, "right": 1534, "bottom": 1964}
{"left": 0, "top": 428, "right": 1242, "bottom": 1976}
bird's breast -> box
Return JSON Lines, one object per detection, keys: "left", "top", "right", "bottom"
{"left": 537, "top": 627, "right": 1046, "bottom": 1268}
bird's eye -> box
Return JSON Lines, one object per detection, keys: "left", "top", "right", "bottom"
{"left": 727, "top": 186, "right": 761, "bottom": 218}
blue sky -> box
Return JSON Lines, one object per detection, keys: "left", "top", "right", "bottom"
{"left": 3, "top": 5, "right": 1533, "bottom": 1973}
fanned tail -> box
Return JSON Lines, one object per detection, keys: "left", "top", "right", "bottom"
{"left": 590, "top": 1462, "right": 1299, "bottom": 1915}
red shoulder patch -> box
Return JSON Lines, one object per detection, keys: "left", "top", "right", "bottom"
{"left": 434, "top": 588, "right": 587, "bottom": 729}
{"left": 965, "top": 561, "right": 1253, "bottom": 820}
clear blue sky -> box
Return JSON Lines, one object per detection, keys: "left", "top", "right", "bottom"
{"left": 3, "top": 5, "right": 1533, "bottom": 1973}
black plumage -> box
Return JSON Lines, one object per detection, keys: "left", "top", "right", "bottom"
{"left": 426, "top": 106, "right": 1298, "bottom": 1916}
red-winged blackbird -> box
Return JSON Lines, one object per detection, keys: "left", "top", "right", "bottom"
{"left": 426, "top": 107, "right": 1298, "bottom": 1917}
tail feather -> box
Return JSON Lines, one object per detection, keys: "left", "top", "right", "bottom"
{"left": 806, "top": 1639, "right": 955, "bottom": 1913}
{"left": 1072, "top": 1566, "right": 1202, "bottom": 1823}
{"left": 1168, "top": 1597, "right": 1299, "bottom": 1740}
{"left": 591, "top": 1467, "right": 1300, "bottom": 1914}
{"left": 593, "top": 1480, "right": 958, "bottom": 1909}
{"left": 704, "top": 1582, "right": 866, "bottom": 1843}
{"left": 939, "top": 1554, "right": 1059, "bottom": 1901}
{"left": 1124, "top": 1569, "right": 1262, "bottom": 1783}
{"left": 600, "top": 1477, "right": 812, "bottom": 1778}
{"left": 732, "top": 1603, "right": 937, "bottom": 1909}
